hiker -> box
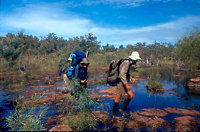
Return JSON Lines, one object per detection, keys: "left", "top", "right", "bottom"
{"left": 111, "top": 51, "right": 141, "bottom": 115}
{"left": 75, "top": 58, "right": 90, "bottom": 88}
{"left": 60, "top": 51, "right": 87, "bottom": 94}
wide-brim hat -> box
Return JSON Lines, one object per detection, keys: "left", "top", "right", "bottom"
{"left": 80, "top": 58, "right": 90, "bottom": 64}
{"left": 129, "top": 51, "right": 141, "bottom": 60}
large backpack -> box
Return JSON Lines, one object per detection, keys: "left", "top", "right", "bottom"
{"left": 107, "top": 59, "right": 126, "bottom": 86}
{"left": 73, "top": 51, "right": 86, "bottom": 65}
{"left": 67, "top": 51, "right": 86, "bottom": 79}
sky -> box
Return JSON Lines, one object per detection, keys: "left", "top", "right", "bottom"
{"left": 0, "top": 0, "right": 200, "bottom": 46}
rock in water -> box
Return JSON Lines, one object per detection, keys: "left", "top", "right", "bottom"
{"left": 139, "top": 108, "right": 168, "bottom": 117}
{"left": 164, "top": 108, "right": 200, "bottom": 116}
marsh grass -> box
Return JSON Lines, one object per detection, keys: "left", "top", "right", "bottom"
{"left": 6, "top": 100, "right": 48, "bottom": 131}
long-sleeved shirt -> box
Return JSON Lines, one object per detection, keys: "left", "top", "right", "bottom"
{"left": 118, "top": 60, "right": 131, "bottom": 85}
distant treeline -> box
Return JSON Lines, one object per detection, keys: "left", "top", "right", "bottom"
{"left": 0, "top": 30, "right": 200, "bottom": 71}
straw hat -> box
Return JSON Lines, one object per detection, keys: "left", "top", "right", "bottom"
{"left": 80, "top": 58, "right": 90, "bottom": 64}
{"left": 129, "top": 51, "right": 141, "bottom": 60}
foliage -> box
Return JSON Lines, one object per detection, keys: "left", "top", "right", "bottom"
{"left": 146, "top": 81, "right": 163, "bottom": 91}
{"left": 174, "top": 30, "right": 200, "bottom": 70}
{"left": 144, "top": 67, "right": 164, "bottom": 94}
{"left": 0, "top": 33, "right": 22, "bottom": 66}
{"left": 66, "top": 111, "right": 97, "bottom": 131}
{"left": 0, "top": 29, "right": 199, "bottom": 74}
{"left": 6, "top": 100, "right": 47, "bottom": 131}
{"left": 63, "top": 79, "right": 109, "bottom": 131}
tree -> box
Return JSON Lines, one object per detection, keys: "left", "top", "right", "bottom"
{"left": 175, "top": 30, "right": 200, "bottom": 70}
{"left": 0, "top": 33, "right": 21, "bottom": 66}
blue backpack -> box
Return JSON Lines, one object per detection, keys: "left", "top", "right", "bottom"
{"left": 67, "top": 66, "right": 75, "bottom": 79}
{"left": 73, "top": 51, "right": 86, "bottom": 65}
{"left": 67, "top": 51, "right": 86, "bottom": 78}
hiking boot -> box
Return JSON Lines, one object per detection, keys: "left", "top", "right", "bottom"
{"left": 112, "top": 103, "right": 119, "bottom": 116}
{"left": 121, "top": 99, "right": 131, "bottom": 111}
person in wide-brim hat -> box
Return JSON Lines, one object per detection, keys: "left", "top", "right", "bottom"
{"left": 78, "top": 58, "right": 90, "bottom": 88}
{"left": 112, "top": 51, "right": 141, "bottom": 116}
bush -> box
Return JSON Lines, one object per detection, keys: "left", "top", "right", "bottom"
{"left": 63, "top": 79, "right": 109, "bottom": 131}
{"left": 6, "top": 100, "right": 47, "bottom": 131}
{"left": 146, "top": 81, "right": 164, "bottom": 94}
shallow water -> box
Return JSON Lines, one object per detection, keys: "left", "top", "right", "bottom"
{"left": 88, "top": 75, "right": 200, "bottom": 130}
{"left": 0, "top": 71, "right": 200, "bottom": 130}
{"left": 89, "top": 78, "right": 200, "bottom": 112}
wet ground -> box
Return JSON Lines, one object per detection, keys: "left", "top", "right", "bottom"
{"left": 0, "top": 72, "right": 200, "bottom": 131}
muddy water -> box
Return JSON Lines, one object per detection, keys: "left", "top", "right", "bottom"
{"left": 0, "top": 71, "right": 200, "bottom": 131}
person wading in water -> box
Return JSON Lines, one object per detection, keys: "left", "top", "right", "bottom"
{"left": 111, "top": 51, "right": 141, "bottom": 115}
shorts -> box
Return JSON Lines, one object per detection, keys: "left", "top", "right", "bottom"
{"left": 116, "top": 81, "right": 127, "bottom": 95}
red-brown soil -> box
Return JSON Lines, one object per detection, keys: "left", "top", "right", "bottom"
{"left": 139, "top": 108, "right": 168, "bottom": 117}
{"left": 91, "top": 92, "right": 116, "bottom": 100}
{"left": 97, "top": 86, "right": 117, "bottom": 94}
{"left": 125, "top": 120, "right": 139, "bottom": 129}
{"left": 49, "top": 125, "right": 72, "bottom": 131}
{"left": 21, "top": 92, "right": 65, "bottom": 107}
{"left": 29, "top": 85, "right": 55, "bottom": 88}
{"left": 174, "top": 116, "right": 198, "bottom": 132}
{"left": 172, "top": 74, "right": 184, "bottom": 77}
{"left": 92, "top": 111, "right": 109, "bottom": 123}
{"left": 188, "top": 77, "right": 200, "bottom": 87}
{"left": 45, "top": 116, "right": 56, "bottom": 126}
{"left": 130, "top": 112, "right": 168, "bottom": 128}
{"left": 112, "top": 115, "right": 127, "bottom": 131}
{"left": 164, "top": 107, "right": 200, "bottom": 116}
{"left": 87, "top": 78, "right": 106, "bottom": 85}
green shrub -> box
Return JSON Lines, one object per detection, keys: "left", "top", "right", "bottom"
{"left": 6, "top": 101, "right": 47, "bottom": 131}
{"left": 146, "top": 81, "right": 164, "bottom": 94}
{"left": 66, "top": 111, "right": 97, "bottom": 131}
{"left": 63, "top": 79, "right": 109, "bottom": 131}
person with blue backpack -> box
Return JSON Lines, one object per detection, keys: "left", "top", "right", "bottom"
{"left": 60, "top": 51, "right": 88, "bottom": 94}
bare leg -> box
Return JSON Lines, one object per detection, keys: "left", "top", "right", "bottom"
{"left": 62, "top": 74, "right": 72, "bottom": 92}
